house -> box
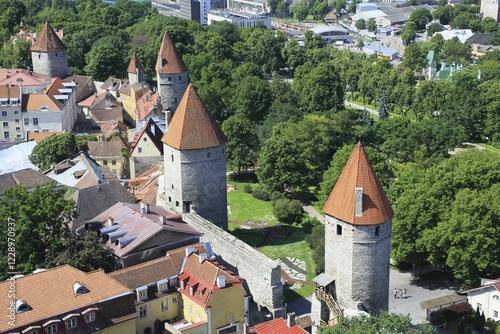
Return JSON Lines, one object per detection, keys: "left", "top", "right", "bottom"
{"left": 109, "top": 242, "right": 210, "bottom": 334}
{"left": 129, "top": 118, "right": 164, "bottom": 179}
{"left": 0, "top": 168, "right": 57, "bottom": 194}
{"left": 249, "top": 314, "right": 308, "bottom": 334}
{"left": 70, "top": 178, "right": 137, "bottom": 231}
{"left": 83, "top": 202, "right": 201, "bottom": 268}
{"left": 119, "top": 80, "right": 148, "bottom": 125}
{"left": 135, "top": 91, "right": 163, "bottom": 123}
{"left": 164, "top": 250, "right": 248, "bottom": 334}
{"left": 129, "top": 165, "right": 161, "bottom": 205}
{"left": 21, "top": 77, "right": 79, "bottom": 136}
{"left": 11, "top": 21, "right": 36, "bottom": 44}
{"left": 98, "top": 78, "right": 123, "bottom": 97}
{"left": 44, "top": 152, "right": 107, "bottom": 189}
{"left": 87, "top": 140, "right": 123, "bottom": 179}
{"left": 0, "top": 69, "right": 51, "bottom": 94}
{"left": 0, "top": 141, "right": 37, "bottom": 175}
{"left": 434, "top": 29, "right": 474, "bottom": 43}
{"left": 0, "top": 83, "right": 23, "bottom": 141}
{"left": 62, "top": 75, "right": 97, "bottom": 105}
{"left": 88, "top": 91, "right": 124, "bottom": 126}
{"left": 101, "top": 119, "right": 128, "bottom": 140}
{"left": 0, "top": 265, "right": 137, "bottom": 334}
{"left": 465, "top": 278, "right": 500, "bottom": 321}
{"left": 362, "top": 43, "right": 399, "bottom": 60}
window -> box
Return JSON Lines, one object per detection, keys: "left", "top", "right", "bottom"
{"left": 168, "top": 77, "right": 171, "bottom": 81}
{"left": 477, "top": 303, "right": 482, "bottom": 311}
{"left": 46, "top": 324, "right": 57, "bottom": 334}
{"left": 139, "top": 305, "right": 147, "bottom": 319}
{"left": 66, "top": 318, "right": 77, "bottom": 329}
{"left": 171, "top": 184, "right": 174, "bottom": 189}
{"left": 207, "top": 152, "right": 211, "bottom": 158}
{"left": 15, "top": 119, "right": 19, "bottom": 123}
{"left": 143, "top": 137, "right": 147, "bottom": 141}
{"left": 375, "top": 226, "right": 380, "bottom": 236}
{"left": 173, "top": 297, "right": 178, "bottom": 303}
{"left": 174, "top": 97, "right": 177, "bottom": 103}
{"left": 161, "top": 298, "right": 168, "bottom": 312}
{"left": 138, "top": 147, "right": 142, "bottom": 153}
{"left": 1, "top": 111, "right": 6, "bottom": 116}
{"left": 14, "top": 110, "right": 18, "bottom": 115}
{"left": 168, "top": 196, "right": 172, "bottom": 202}
{"left": 27, "top": 330, "right": 37, "bottom": 334}
{"left": 138, "top": 289, "right": 147, "bottom": 300}
{"left": 336, "top": 224, "right": 342, "bottom": 235}
{"left": 222, "top": 148, "right": 225, "bottom": 154}
{"left": 495, "top": 310, "right": 499, "bottom": 319}
{"left": 171, "top": 154, "right": 174, "bottom": 162}
{"left": 24, "top": 118, "right": 29, "bottom": 125}
{"left": 217, "top": 324, "right": 238, "bottom": 334}
{"left": 103, "top": 160, "right": 108, "bottom": 166}
{"left": 42, "top": 129, "right": 48, "bottom": 132}
{"left": 3, "top": 121, "right": 8, "bottom": 127}
{"left": 16, "top": 127, "right": 20, "bottom": 131}
{"left": 189, "top": 304, "right": 193, "bottom": 315}
{"left": 85, "top": 312, "right": 96, "bottom": 323}
{"left": 111, "top": 160, "right": 116, "bottom": 165}
{"left": 493, "top": 295, "right": 500, "bottom": 301}
{"left": 179, "top": 76, "right": 181, "bottom": 80}
{"left": 175, "top": 201, "right": 179, "bottom": 207}
{"left": 33, "top": 118, "right": 38, "bottom": 125}
{"left": 3, "top": 131, "right": 9, "bottom": 139}
{"left": 183, "top": 201, "right": 191, "bottom": 213}
{"left": 16, "top": 134, "right": 21, "bottom": 138}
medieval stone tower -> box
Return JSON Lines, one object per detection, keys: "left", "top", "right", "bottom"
{"left": 311, "top": 143, "right": 394, "bottom": 332}
{"left": 127, "top": 51, "right": 146, "bottom": 84}
{"left": 156, "top": 32, "right": 189, "bottom": 113}
{"left": 161, "top": 84, "right": 228, "bottom": 230}
{"left": 30, "top": 22, "right": 68, "bottom": 78}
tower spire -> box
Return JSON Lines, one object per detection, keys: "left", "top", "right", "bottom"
{"left": 155, "top": 31, "right": 187, "bottom": 74}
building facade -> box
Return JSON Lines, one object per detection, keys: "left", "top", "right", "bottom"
{"left": 481, "top": 0, "right": 500, "bottom": 21}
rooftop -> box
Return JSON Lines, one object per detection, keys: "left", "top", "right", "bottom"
{"left": 250, "top": 317, "right": 308, "bottom": 334}
{"left": 45, "top": 152, "right": 107, "bottom": 188}
{"left": 88, "top": 141, "right": 122, "bottom": 159}
{"left": 0, "top": 168, "right": 54, "bottom": 194}
{"left": 156, "top": 31, "right": 188, "bottom": 75}
{"left": 30, "top": 22, "right": 66, "bottom": 52}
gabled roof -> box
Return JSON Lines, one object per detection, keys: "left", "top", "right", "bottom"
{"left": 0, "top": 265, "right": 132, "bottom": 332}
{"left": 62, "top": 75, "right": 96, "bottom": 103}
{"left": 465, "top": 33, "right": 494, "bottom": 46}
{"left": 0, "top": 141, "right": 37, "bottom": 175}
{"left": 0, "top": 68, "right": 50, "bottom": 87}
{"left": 0, "top": 168, "right": 54, "bottom": 194}
{"left": 88, "top": 141, "right": 122, "bottom": 159}
{"left": 155, "top": 32, "right": 188, "bottom": 74}
{"left": 161, "top": 84, "right": 227, "bottom": 150}
{"left": 109, "top": 242, "right": 208, "bottom": 289}
{"left": 130, "top": 118, "right": 164, "bottom": 156}
{"left": 30, "top": 22, "right": 66, "bottom": 52}
{"left": 178, "top": 252, "right": 242, "bottom": 309}
{"left": 250, "top": 318, "right": 308, "bottom": 334}
{"left": 27, "top": 131, "right": 63, "bottom": 142}
{"left": 89, "top": 202, "right": 200, "bottom": 257}
{"left": 323, "top": 142, "right": 394, "bottom": 225}
{"left": 127, "top": 51, "right": 145, "bottom": 74}
{"left": 135, "top": 91, "right": 159, "bottom": 121}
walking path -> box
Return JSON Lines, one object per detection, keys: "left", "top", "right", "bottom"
{"left": 344, "top": 100, "right": 378, "bottom": 116}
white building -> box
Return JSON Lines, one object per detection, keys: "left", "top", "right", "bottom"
{"left": 465, "top": 279, "right": 500, "bottom": 321}
{"left": 309, "top": 26, "right": 353, "bottom": 43}
{"left": 481, "top": 0, "right": 500, "bottom": 22}
{"left": 208, "top": 11, "right": 271, "bottom": 28}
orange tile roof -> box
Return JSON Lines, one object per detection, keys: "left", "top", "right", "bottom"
{"left": 323, "top": 142, "right": 394, "bottom": 225}
{"left": 0, "top": 84, "right": 20, "bottom": 100}
{"left": 0, "top": 265, "right": 132, "bottom": 332}
{"left": 135, "top": 91, "right": 159, "bottom": 121}
{"left": 30, "top": 22, "right": 66, "bottom": 52}
{"left": 127, "top": 52, "right": 145, "bottom": 74}
{"left": 250, "top": 318, "right": 308, "bottom": 334}
{"left": 155, "top": 32, "right": 188, "bottom": 74}
{"left": 161, "top": 84, "right": 227, "bottom": 150}
{"left": 27, "top": 131, "right": 62, "bottom": 142}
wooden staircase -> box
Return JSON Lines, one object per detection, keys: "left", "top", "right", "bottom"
{"left": 316, "top": 288, "right": 342, "bottom": 326}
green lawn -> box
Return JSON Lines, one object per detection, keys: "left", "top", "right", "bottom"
{"left": 476, "top": 143, "right": 500, "bottom": 154}
{"left": 227, "top": 180, "right": 278, "bottom": 225}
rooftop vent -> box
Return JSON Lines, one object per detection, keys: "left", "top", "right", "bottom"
{"left": 73, "top": 282, "right": 89, "bottom": 296}
{"left": 15, "top": 299, "right": 31, "bottom": 313}
{"left": 216, "top": 275, "right": 225, "bottom": 288}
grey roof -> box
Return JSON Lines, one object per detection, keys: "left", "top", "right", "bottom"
{"left": 364, "top": 43, "right": 399, "bottom": 56}
{"left": 313, "top": 273, "right": 335, "bottom": 286}
{"left": 0, "top": 168, "right": 55, "bottom": 193}
{"left": 466, "top": 33, "right": 495, "bottom": 45}
{"left": 63, "top": 75, "right": 96, "bottom": 103}
{"left": 0, "top": 141, "right": 37, "bottom": 175}
{"left": 44, "top": 152, "right": 106, "bottom": 189}
{"left": 70, "top": 179, "right": 137, "bottom": 231}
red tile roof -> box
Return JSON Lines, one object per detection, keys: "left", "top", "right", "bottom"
{"left": 250, "top": 318, "right": 308, "bottom": 334}
{"left": 127, "top": 52, "right": 145, "bottom": 74}
{"left": 135, "top": 91, "right": 159, "bottom": 121}
{"left": 155, "top": 32, "right": 188, "bottom": 74}
{"left": 323, "top": 142, "right": 394, "bottom": 225}
{"left": 161, "top": 84, "right": 227, "bottom": 150}
{"left": 30, "top": 22, "right": 66, "bottom": 52}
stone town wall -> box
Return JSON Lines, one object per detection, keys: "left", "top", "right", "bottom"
{"left": 184, "top": 213, "right": 285, "bottom": 318}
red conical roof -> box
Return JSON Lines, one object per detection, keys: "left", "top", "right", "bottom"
{"left": 31, "top": 22, "right": 66, "bottom": 52}
{"left": 161, "top": 84, "right": 227, "bottom": 150}
{"left": 323, "top": 142, "right": 394, "bottom": 225}
{"left": 127, "top": 52, "right": 145, "bottom": 74}
{"left": 155, "top": 32, "right": 188, "bottom": 74}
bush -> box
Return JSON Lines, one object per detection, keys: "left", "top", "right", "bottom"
{"left": 252, "top": 187, "right": 271, "bottom": 201}
{"left": 243, "top": 184, "right": 253, "bottom": 193}
{"left": 430, "top": 302, "right": 473, "bottom": 322}
{"left": 270, "top": 191, "right": 286, "bottom": 202}
{"left": 301, "top": 216, "right": 321, "bottom": 233}
{"left": 272, "top": 199, "right": 303, "bottom": 224}
{"left": 428, "top": 312, "right": 446, "bottom": 326}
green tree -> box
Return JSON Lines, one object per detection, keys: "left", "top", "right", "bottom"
{"left": 451, "top": 11, "right": 475, "bottom": 29}
{"left": 442, "top": 36, "right": 470, "bottom": 63}
{"left": 272, "top": 198, "right": 303, "bottom": 224}
{"left": 409, "top": 8, "right": 432, "bottom": 30}
{"left": 0, "top": 183, "right": 75, "bottom": 279}
{"left": 312, "top": 1, "right": 329, "bottom": 20}
{"left": 29, "top": 132, "right": 90, "bottom": 171}
{"left": 305, "top": 223, "right": 325, "bottom": 273}
{"left": 367, "top": 18, "right": 376, "bottom": 32}
{"left": 45, "top": 231, "right": 115, "bottom": 273}
{"left": 432, "top": 5, "right": 453, "bottom": 25}
{"left": 427, "top": 22, "right": 445, "bottom": 36}
{"left": 355, "top": 18, "right": 366, "bottom": 30}
{"left": 84, "top": 36, "right": 129, "bottom": 81}
{"left": 232, "top": 75, "right": 272, "bottom": 123}
{"left": 222, "top": 114, "right": 260, "bottom": 173}
{"left": 402, "top": 20, "right": 417, "bottom": 44}
{"left": 482, "top": 17, "right": 498, "bottom": 33}
{"left": 294, "top": 5, "right": 309, "bottom": 23}
{"left": 377, "top": 91, "right": 390, "bottom": 120}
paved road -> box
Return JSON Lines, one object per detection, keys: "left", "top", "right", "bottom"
{"left": 302, "top": 205, "right": 324, "bottom": 222}
{"left": 344, "top": 100, "right": 378, "bottom": 116}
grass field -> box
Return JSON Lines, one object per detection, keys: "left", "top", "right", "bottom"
{"left": 227, "top": 180, "right": 278, "bottom": 225}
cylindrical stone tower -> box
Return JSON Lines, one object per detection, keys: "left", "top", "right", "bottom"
{"left": 323, "top": 142, "right": 394, "bottom": 313}
{"left": 30, "top": 22, "right": 68, "bottom": 78}
{"left": 162, "top": 84, "right": 228, "bottom": 230}
{"left": 156, "top": 32, "right": 189, "bottom": 113}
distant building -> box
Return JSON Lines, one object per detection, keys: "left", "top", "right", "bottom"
{"left": 227, "top": 0, "right": 268, "bottom": 14}
{"left": 0, "top": 84, "right": 23, "bottom": 141}
{"left": 180, "top": 0, "right": 210, "bottom": 25}
{"left": 363, "top": 43, "right": 399, "bottom": 60}
{"left": 30, "top": 22, "right": 68, "bottom": 78}
{"left": 129, "top": 118, "right": 164, "bottom": 179}
{"left": 88, "top": 91, "right": 124, "bottom": 126}
{"left": 481, "top": 0, "right": 500, "bottom": 22}
{"left": 208, "top": 11, "right": 271, "bottom": 28}
{"left": 353, "top": 3, "right": 434, "bottom": 28}
{"left": 433, "top": 29, "right": 474, "bottom": 43}
{"left": 87, "top": 141, "right": 124, "bottom": 179}
{"left": 465, "top": 278, "right": 500, "bottom": 321}
{"left": 309, "top": 26, "right": 353, "bottom": 43}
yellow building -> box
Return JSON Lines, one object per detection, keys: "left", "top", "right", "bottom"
{"left": 166, "top": 250, "right": 248, "bottom": 334}
{"left": 88, "top": 140, "right": 124, "bottom": 179}
{"left": 120, "top": 81, "right": 148, "bottom": 125}
{"left": 0, "top": 265, "right": 137, "bottom": 334}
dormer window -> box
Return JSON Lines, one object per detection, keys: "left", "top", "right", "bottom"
{"left": 15, "top": 299, "right": 31, "bottom": 313}
{"left": 85, "top": 312, "right": 96, "bottom": 323}
{"left": 180, "top": 280, "right": 184, "bottom": 289}
{"left": 157, "top": 278, "right": 169, "bottom": 293}
{"left": 189, "top": 286, "right": 194, "bottom": 296}
{"left": 66, "top": 318, "right": 77, "bottom": 329}
{"left": 73, "top": 282, "right": 89, "bottom": 295}
{"left": 170, "top": 277, "right": 178, "bottom": 287}
{"left": 137, "top": 286, "right": 148, "bottom": 301}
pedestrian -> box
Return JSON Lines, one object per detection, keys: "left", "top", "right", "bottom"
{"left": 393, "top": 288, "right": 397, "bottom": 299}
{"left": 403, "top": 288, "right": 406, "bottom": 299}
{"left": 399, "top": 289, "right": 403, "bottom": 299}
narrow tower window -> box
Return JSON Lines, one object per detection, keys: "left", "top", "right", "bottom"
{"left": 171, "top": 154, "right": 174, "bottom": 162}
{"left": 207, "top": 152, "right": 211, "bottom": 158}
{"left": 336, "top": 224, "right": 342, "bottom": 235}
{"left": 375, "top": 226, "right": 380, "bottom": 236}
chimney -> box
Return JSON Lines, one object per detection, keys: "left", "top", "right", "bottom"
{"left": 185, "top": 245, "right": 195, "bottom": 257}
{"left": 140, "top": 202, "right": 147, "bottom": 214}
{"left": 199, "top": 253, "right": 208, "bottom": 263}
{"left": 287, "top": 312, "right": 296, "bottom": 327}
{"left": 166, "top": 109, "right": 172, "bottom": 126}
{"left": 160, "top": 215, "right": 166, "bottom": 224}
{"left": 146, "top": 204, "right": 150, "bottom": 214}
{"left": 355, "top": 187, "right": 363, "bottom": 217}
{"left": 216, "top": 275, "right": 225, "bottom": 288}
{"left": 108, "top": 217, "right": 114, "bottom": 226}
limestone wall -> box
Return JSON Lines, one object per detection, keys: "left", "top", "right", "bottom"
{"left": 31, "top": 51, "right": 68, "bottom": 78}
{"left": 184, "top": 213, "right": 284, "bottom": 317}
{"left": 157, "top": 72, "right": 189, "bottom": 112}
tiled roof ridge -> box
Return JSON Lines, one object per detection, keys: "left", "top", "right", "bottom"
{"left": 155, "top": 31, "right": 188, "bottom": 74}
